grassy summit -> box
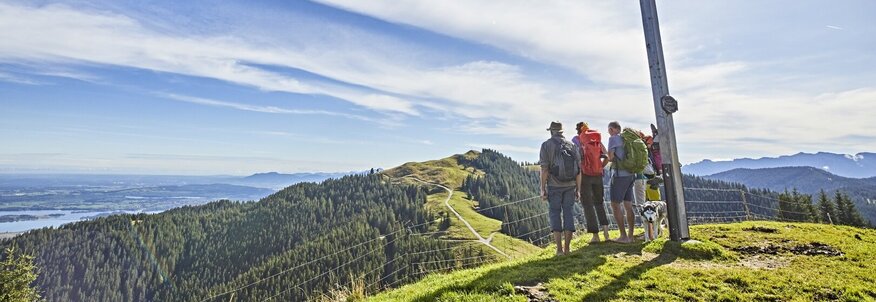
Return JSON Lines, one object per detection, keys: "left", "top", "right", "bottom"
{"left": 382, "top": 151, "right": 539, "bottom": 259}
{"left": 384, "top": 151, "right": 482, "bottom": 189}
{"left": 369, "top": 221, "right": 876, "bottom": 301}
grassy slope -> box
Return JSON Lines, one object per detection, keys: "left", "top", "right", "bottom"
{"left": 383, "top": 151, "right": 482, "bottom": 189}
{"left": 382, "top": 151, "right": 539, "bottom": 259}
{"left": 370, "top": 221, "right": 876, "bottom": 302}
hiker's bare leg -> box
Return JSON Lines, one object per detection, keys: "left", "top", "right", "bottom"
{"left": 611, "top": 202, "right": 628, "bottom": 242}
{"left": 554, "top": 231, "right": 562, "bottom": 255}
{"left": 624, "top": 201, "right": 635, "bottom": 241}
{"left": 564, "top": 231, "right": 573, "bottom": 254}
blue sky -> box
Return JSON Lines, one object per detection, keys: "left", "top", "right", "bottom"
{"left": 1, "top": 0, "right": 874, "bottom": 175}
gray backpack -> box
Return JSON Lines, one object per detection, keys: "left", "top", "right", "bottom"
{"left": 550, "top": 138, "right": 580, "bottom": 182}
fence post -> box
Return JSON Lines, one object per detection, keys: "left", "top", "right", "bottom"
{"left": 740, "top": 190, "right": 751, "bottom": 221}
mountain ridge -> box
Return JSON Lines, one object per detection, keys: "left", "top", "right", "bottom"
{"left": 684, "top": 151, "right": 875, "bottom": 178}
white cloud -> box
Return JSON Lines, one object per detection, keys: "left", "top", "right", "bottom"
{"left": 0, "top": 3, "right": 418, "bottom": 116}
{"left": 316, "top": 0, "right": 649, "bottom": 87}
{"left": 0, "top": 71, "right": 41, "bottom": 85}
{"left": 158, "top": 93, "right": 375, "bottom": 122}
{"left": 845, "top": 154, "right": 863, "bottom": 162}
{"left": 2, "top": 1, "right": 874, "bottom": 166}
{"left": 0, "top": 2, "right": 753, "bottom": 147}
{"left": 312, "top": 0, "right": 876, "bottom": 162}
{"left": 826, "top": 25, "right": 844, "bottom": 30}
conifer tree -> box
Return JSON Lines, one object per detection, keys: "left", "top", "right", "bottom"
{"left": 835, "top": 191, "right": 866, "bottom": 227}
{"left": 1, "top": 247, "right": 42, "bottom": 302}
{"left": 817, "top": 190, "right": 836, "bottom": 224}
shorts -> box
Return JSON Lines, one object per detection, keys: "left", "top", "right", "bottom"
{"left": 633, "top": 179, "right": 646, "bottom": 205}
{"left": 547, "top": 186, "right": 576, "bottom": 232}
{"left": 610, "top": 175, "right": 635, "bottom": 203}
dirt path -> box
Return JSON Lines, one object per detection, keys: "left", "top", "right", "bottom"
{"left": 408, "top": 178, "right": 510, "bottom": 259}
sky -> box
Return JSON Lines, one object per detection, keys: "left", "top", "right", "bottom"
{"left": 1, "top": 0, "right": 874, "bottom": 175}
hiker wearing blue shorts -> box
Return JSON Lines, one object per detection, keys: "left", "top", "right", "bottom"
{"left": 607, "top": 121, "right": 636, "bottom": 243}
{"left": 539, "top": 121, "right": 581, "bottom": 256}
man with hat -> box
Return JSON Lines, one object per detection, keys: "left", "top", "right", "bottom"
{"left": 539, "top": 121, "right": 581, "bottom": 256}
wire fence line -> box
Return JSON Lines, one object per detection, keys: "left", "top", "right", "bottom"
{"left": 202, "top": 181, "right": 817, "bottom": 301}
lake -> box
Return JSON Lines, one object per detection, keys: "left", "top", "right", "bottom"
{"left": 0, "top": 209, "right": 162, "bottom": 233}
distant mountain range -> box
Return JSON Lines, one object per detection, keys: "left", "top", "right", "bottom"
{"left": 684, "top": 152, "right": 875, "bottom": 178}
{"left": 705, "top": 166, "right": 876, "bottom": 224}
{"left": 0, "top": 171, "right": 359, "bottom": 190}
{"left": 705, "top": 166, "right": 876, "bottom": 193}
{"left": 231, "top": 171, "right": 361, "bottom": 190}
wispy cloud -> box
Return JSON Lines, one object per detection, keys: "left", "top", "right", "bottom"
{"left": 1, "top": 1, "right": 874, "bottom": 169}
{"left": 158, "top": 93, "right": 375, "bottom": 122}
{"left": 316, "top": 0, "right": 649, "bottom": 86}
{"left": 826, "top": 25, "right": 844, "bottom": 30}
{"left": 0, "top": 2, "right": 419, "bottom": 116}
{"left": 0, "top": 71, "right": 42, "bottom": 85}
{"left": 313, "top": 0, "right": 876, "bottom": 162}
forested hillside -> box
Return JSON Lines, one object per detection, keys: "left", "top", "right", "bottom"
{"left": 1, "top": 174, "right": 486, "bottom": 301}
{"left": 461, "top": 150, "right": 547, "bottom": 244}
{"left": 705, "top": 166, "right": 876, "bottom": 225}
{"left": 2, "top": 150, "right": 869, "bottom": 302}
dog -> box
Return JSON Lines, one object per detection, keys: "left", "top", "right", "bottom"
{"left": 640, "top": 201, "right": 667, "bottom": 242}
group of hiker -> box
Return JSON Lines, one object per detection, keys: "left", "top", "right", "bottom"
{"left": 539, "top": 121, "right": 663, "bottom": 255}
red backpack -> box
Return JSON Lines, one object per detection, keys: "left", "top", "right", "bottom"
{"left": 578, "top": 129, "right": 604, "bottom": 176}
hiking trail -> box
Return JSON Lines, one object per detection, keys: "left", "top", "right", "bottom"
{"left": 407, "top": 177, "right": 510, "bottom": 259}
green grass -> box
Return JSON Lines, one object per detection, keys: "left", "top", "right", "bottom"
{"left": 448, "top": 192, "right": 501, "bottom": 239}
{"left": 369, "top": 221, "right": 876, "bottom": 302}
{"left": 383, "top": 151, "right": 483, "bottom": 190}
{"left": 522, "top": 164, "right": 541, "bottom": 173}
{"left": 488, "top": 232, "right": 542, "bottom": 259}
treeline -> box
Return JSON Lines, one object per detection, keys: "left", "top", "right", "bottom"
{"left": 682, "top": 175, "right": 774, "bottom": 221}
{"left": 683, "top": 175, "right": 869, "bottom": 227}
{"left": 790, "top": 190, "right": 868, "bottom": 227}
{"left": 1, "top": 174, "right": 487, "bottom": 302}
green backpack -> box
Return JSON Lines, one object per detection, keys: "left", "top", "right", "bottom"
{"left": 618, "top": 128, "right": 649, "bottom": 173}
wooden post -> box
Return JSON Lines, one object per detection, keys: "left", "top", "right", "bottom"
{"left": 639, "top": 0, "right": 689, "bottom": 240}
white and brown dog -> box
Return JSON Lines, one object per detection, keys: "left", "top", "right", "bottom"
{"left": 640, "top": 201, "right": 667, "bottom": 242}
